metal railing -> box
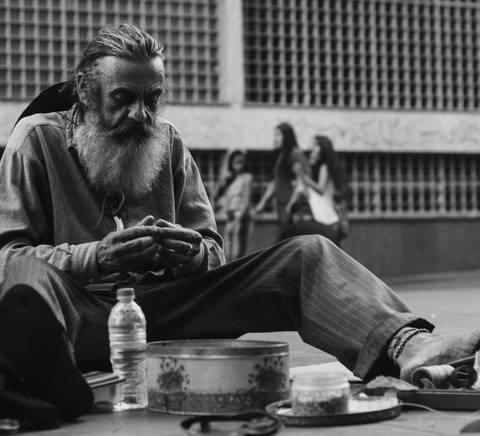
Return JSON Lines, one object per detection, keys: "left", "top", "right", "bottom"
{"left": 191, "top": 149, "right": 480, "bottom": 219}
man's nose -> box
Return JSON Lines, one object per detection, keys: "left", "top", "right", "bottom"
{"left": 128, "top": 100, "right": 147, "bottom": 122}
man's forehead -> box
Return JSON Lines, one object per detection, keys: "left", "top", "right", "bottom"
{"left": 96, "top": 55, "right": 165, "bottom": 88}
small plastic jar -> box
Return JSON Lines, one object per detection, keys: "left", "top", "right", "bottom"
{"left": 291, "top": 372, "right": 350, "bottom": 416}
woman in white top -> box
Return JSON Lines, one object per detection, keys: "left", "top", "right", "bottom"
{"left": 291, "top": 135, "right": 351, "bottom": 246}
{"left": 214, "top": 150, "right": 253, "bottom": 262}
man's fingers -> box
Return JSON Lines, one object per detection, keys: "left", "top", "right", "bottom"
{"left": 120, "top": 244, "right": 159, "bottom": 269}
{"left": 160, "top": 238, "right": 200, "bottom": 256}
{"left": 98, "top": 221, "right": 203, "bottom": 273}
{"left": 160, "top": 248, "right": 194, "bottom": 265}
{"left": 154, "top": 227, "right": 202, "bottom": 243}
{"left": 155, "top": 218, "right": 178, "bottom": 229}
{"left": 136, "top": 215, "right": 155, "bottom": 226}
{"left": 114, "top": 225, "right": 163, "bottom": 242}
{"left": 153, "top": 219, "right": 202, "bottom": 244}
{"left": 114, "top": 236, "right": 157, "bottom": 256}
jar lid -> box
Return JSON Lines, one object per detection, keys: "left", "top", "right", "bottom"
{"left": 292, "top": 371, "right": 349, "bottom": 391}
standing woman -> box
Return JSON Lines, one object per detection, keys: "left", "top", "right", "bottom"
{"left": 254, "top": 122, "right": 310, "bottom": 227}
{"left": 214, "top": 150, "right": 253, "bottom": 262}
{"left": 294, "top": 135, "right": 351, "bottom": 245}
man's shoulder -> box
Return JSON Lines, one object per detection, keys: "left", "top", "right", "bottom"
{"left": 155, "top": 116, "right": 188, "bottom": 153}
{"left": 156, "top": 116, "right": 178, "bottom": 133}
{"left": 9, "top": 112, "right": 67, "bottom": 150}
{"left": 15, "top": 111, "right": 67, "bottom": 132}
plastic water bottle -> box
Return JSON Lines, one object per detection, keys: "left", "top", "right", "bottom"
{"left": 108, "top": 287, "right": 147, "bottom": 410}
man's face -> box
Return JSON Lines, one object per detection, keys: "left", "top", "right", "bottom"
{"left": 74, "top": 55, "right": 168, "bottom": 199}
{"left": 84, "top": 56, "right": 165, "bottom": 139}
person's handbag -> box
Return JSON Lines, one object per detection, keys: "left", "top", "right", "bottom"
{"left": 306, "top": 187, "right": 339, "bottom": 225}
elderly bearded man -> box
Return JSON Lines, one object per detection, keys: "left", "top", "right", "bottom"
{"left": 0, "top": 23, "right": 479, "bottom": 420}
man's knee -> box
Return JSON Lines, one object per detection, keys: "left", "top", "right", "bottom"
{"left": 281, "top": 234, "right": 332, "bottom": 256}
{"left": 2, "top": 255, "right": 60, "bottom": 296}
{"left": 5, "top": 254, "right": 49, "bottom": 278}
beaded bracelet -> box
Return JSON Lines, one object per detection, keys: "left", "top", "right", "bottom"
{"left": 387, "top": 327, "right": 419, "bottom": 361}
{"left": 393, "top": 328, "right": 431, "bottom": 362}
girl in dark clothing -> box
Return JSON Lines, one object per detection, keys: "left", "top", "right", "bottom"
{"left": 254, "top": 122, "right": 310, "bottom": 227}
{"left": 309, "top": 135, "right": 351, "bottom": 204}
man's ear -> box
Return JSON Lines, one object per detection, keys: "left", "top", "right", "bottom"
{"left": 75, "top": 72, "right": 89, "bottom": 106}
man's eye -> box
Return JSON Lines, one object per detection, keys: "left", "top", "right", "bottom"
{"left": 113, "top": 93, "right": 133, "bottom": 104}
{"left": 145, "top": 91, "right": 163, "bottom": 108}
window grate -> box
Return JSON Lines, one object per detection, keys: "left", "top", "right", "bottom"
{"left": 343, "top": 153, "right": 480, "bottom": 218}
{"left": 243, "top": 0, "right": 480, "bottom": 110}
{"left": 0, "top": 0, "right": 220, "bottom": 103}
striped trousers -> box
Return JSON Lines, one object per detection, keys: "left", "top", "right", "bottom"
{"left": 0, "top": 235, "right": 432, "bottom": 380}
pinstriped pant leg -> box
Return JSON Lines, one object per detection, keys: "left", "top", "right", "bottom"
{"left": 276, "top": 235, "right": 433, "bottom": 378}
{"left": 135, "top": 235, "right": 432, "bottom": 379}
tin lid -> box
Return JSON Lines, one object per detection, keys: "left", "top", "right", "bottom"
{"left": 147, "top": 339, "right": 289, "bottom": 358}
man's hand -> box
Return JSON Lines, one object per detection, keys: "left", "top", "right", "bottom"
{"left": 154, "top": 219, "right": 203, "bottom": 268}
{"left": 96, "top": 215, "right": 161, "bottom": 274}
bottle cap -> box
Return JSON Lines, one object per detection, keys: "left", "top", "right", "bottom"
{"left": 116, "top": 287, "right": 135, "bottom": 298}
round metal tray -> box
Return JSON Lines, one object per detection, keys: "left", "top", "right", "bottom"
{"left": 266, "top": 397, "right": 402, "bottom": 427}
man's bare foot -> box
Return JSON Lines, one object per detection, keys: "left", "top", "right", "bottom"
{"left": 397, "top": 330, "right": 480, "bottom": 382}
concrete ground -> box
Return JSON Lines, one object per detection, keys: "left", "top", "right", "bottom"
{"left": 34, "top": 270, "right": 480, "bottom": 435}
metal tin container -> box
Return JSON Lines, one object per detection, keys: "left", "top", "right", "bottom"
{"left": 147, "top": 339, "right": 289, "bottom": 415}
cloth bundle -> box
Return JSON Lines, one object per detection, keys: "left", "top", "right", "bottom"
{"left": 0, "top": 352, "right": 60, "bottom": 431}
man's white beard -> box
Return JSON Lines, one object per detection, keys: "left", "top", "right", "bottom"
{"left": 74, "top": 114, "right": 167, "bottom": 200}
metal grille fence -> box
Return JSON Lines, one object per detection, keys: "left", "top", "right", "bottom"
{"left": 0, "top": 0, "right": 220, "bottom": 103}
{"left": 243, "top": 0, "right": 480, "bottom": 110}
{"left": 345, "top": 152, "right": 480, "bottom": 218}
{"left": 192, "top": 149, "right": 480, "bottom": 219}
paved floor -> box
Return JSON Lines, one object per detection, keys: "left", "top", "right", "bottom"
{"left": 33, "top": 270, "right": 480, "bottom": 435}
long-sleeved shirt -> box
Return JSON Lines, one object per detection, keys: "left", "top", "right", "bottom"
{"left": 0, "top": 110, "right": 224, "bottom": 284}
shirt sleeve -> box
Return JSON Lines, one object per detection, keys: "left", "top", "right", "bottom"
{"left": 170, "top": 127, "right": 225, "bottom": 275}
{"left": 0, "top": 123, "right": 100, "bottom": 284}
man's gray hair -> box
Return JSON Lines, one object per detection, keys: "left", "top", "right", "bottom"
{"left": 76, "top": 22, "right": 164, "bottom": 74}
{"left": 69, "top": 23, "right": 164, "bottom": 109}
